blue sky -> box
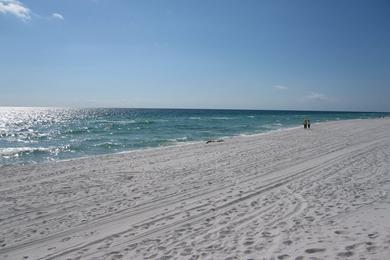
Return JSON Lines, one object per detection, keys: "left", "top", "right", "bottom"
{"left": 1, "top": 0, "right": 389, "bottom": 111}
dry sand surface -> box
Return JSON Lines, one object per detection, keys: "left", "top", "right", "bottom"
{"left": 1, "top": 118, "right": 390, "bottom": 260}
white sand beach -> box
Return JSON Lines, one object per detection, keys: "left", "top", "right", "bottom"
{"left": 1, "top": 118, "right": 390, "bottom": 260}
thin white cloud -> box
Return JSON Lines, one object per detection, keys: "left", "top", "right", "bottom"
{"left": 303, "top": 92, "right": 332, "bottom": 102}
{"left": 273, "top": 85, "right": 288, "bottom": 90}
{"left": 51, "top": 12, "right": 64, "bottom": 20}
{"left": 0, "top": 0, "right": 30, "bottom": 20}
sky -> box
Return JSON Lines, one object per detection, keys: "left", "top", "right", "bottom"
{"left": 0, "top": 0, "right": 389, "bottom": 111}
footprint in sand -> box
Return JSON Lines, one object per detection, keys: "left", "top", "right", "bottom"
{"left": 337, "top": 251, "right": 354, "bottom": 257}
{"left": 243, "top": 240, "right": 254, "bottom": 246}
{"left": 61, "top": 237, "right": 71, "bottom": 242}
{"left": 368, "top": 232, "right": 378, "bottom": 238}
{"left": 304, "top": 248, "right": 326, "bottom": 254}
{"left": 345, "top": 244, "right": 358, "bottom": 250}
{"left": 159, "top": 255, "right": 172, "bottom": 260}
{"left": 180, "top": 248, "right": 192, "bottom": 256}
{"left": 110, "top": 254, "right": 123, "bottom": 259}
{"left": 244, "top": 249, "right": 252, "bottom": 254}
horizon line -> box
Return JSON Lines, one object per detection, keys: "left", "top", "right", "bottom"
{"left": 0, "top": 105, "right": 389, "bottom": 114}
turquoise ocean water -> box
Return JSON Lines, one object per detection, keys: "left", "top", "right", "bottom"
{"left": 0, "top": 107, "right": 388, "bottom": 165}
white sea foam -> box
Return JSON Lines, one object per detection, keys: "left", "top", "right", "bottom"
{"left": 168, "top": 136, "right": 189, "bottom": 142}
{"left": 0, "top": 147, "right": 55, "bottom": 156}
{"left": 209, "top": 117, "right": 233, "bottom": 120}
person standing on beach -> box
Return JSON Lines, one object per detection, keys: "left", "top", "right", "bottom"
{"left": 308, "top": 119, "right": 311, "bottom": 129}
{"left": 303, "top": 119, "right": 307, "bottom": 129}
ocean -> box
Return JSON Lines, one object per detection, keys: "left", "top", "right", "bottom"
{"left": 0, "top": 107, "right": 388, "bottom": 165}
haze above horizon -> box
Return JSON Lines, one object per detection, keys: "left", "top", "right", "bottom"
{"left": 1, "top": 0, "right": 389, "bottom": 112}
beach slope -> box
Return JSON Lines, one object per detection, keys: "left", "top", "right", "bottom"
{"left": 1, "top": 118, "right": 390, "bottom": 259}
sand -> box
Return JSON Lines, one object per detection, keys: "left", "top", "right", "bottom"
{"left": 1, "top": 118, "right": 390, "bottom": 260}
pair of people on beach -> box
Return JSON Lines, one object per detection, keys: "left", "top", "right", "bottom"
{"left": 304, "top": 119, "right": 311, "bottom": 129}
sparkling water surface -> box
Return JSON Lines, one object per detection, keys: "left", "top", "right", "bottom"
{"left": 0, "top": 107, "right": 388, "bottom": 165}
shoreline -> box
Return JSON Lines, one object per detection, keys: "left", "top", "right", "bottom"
{"left": 1, "top": 118, "right": 390, "bottom": 259}
{"left": 0, "top": 117, "right": 381, "bottom": 168}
